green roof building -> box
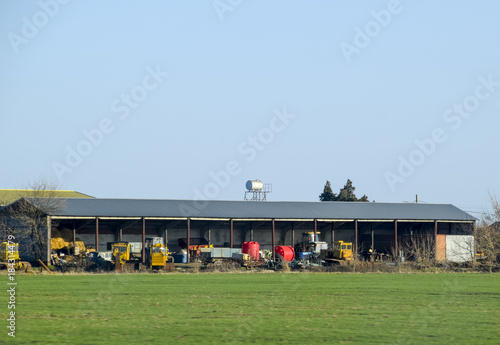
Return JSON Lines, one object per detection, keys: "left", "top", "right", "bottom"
{"left": 0, "top": 189, "right": 93, "bottom": 206}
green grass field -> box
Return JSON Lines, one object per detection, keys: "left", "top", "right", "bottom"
{"left": 6, "top": 273, "right": 500, "bottom": 344}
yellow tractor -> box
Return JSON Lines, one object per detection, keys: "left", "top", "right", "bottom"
{"left": 321, "top": 241, "right": 354, "bottom": 265}
{"left": 0, "top": 242, "right": 30, "bottom": 271}
{"left": 147, "top": 243, "right": 171, "bottom": 270}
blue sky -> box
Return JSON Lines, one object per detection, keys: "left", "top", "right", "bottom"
{"left": 1, "top": 0, "right": 499, "bottom": 217}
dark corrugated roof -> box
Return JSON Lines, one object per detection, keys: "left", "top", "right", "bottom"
{"left": 50, "top": 198, "right": 476, "bottom": 221}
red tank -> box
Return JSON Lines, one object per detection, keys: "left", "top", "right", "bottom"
{"left": 274, "top": 246, "right": 295, "bottom": 262}
{"left": 242, "top": 241, "right": 260, "bottom": 260}
{"left": 242, "top": 242, "right": 249, "bottom": 254}
{"left": 247, "top": 242, "right": 259, "bottom": 260}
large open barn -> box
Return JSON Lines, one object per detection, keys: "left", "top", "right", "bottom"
{"left": 42, "top": 198, "right": 476, "bottom": 264}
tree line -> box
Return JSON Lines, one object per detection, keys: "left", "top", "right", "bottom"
{"left": 319, "top": 179, "right": 369, "bottom": 202}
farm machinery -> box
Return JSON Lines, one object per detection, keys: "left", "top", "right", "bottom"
{"left": 291, "top": 232, "right": 354, "bottom": 267}
{"left": 146, "top": 242, "right": 174, "bottom": 271}
{"left": 320, "top": 241, "right": 354, "bottom": 265}
{"left": 170, "top": 233, "right": 356, "bottom": 271}
{"left": 48, "top": 231, "right": 359, "bottom": 273}
{"left": 86, "top": 251, "right": 114, "bottom": 271}
{"left": 294, "top": 232, "right": 328, "bottom": 263}
{"left": 177, "top": 237, "right": 213, "bottom": 261}
{"left": 298, "top": 232, "right": 329, "bottom": 253}
{"left": 111, "top": 242, "right": 140, "bottom": 271}
{"left": 173, "top": 239, "right": 259, "bottom": 269}
{"left": 0, "top": 242, "right": 31, "bottom": 271}
{"left": 51, "top": 237, "right": 98, "bottom": 272}
{"left": 112, "top": 238, "right": 173, "bottom": 271}
{"left": 199, "top": 247, "right": 247, "bottom": 268}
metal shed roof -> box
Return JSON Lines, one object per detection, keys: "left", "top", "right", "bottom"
{"left": 50, "top": 198, "right": 476, "bottom": 222}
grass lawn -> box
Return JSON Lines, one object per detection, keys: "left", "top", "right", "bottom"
{"left": 5, "top": 272, "right": 500, "bottom": 344}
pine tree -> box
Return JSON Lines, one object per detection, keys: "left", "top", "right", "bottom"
{"left": 358, "top": 194, "right": 369, "bottom": 202}
{"left": 319, "top": 180, "right": 337, "bottom": 201}
{"left": 320, "top": 179, "right": 369, "bottom": 202}
{"left": 337, "top": 179, "right": 357, "bottom": 201}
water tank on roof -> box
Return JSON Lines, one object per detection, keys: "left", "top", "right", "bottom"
{"left": 246, "top": 180, "right": 263, "bottom": 191}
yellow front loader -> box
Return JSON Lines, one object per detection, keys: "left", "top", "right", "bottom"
{"left": 147, "top": 243, "right": 170, "bottom": 269}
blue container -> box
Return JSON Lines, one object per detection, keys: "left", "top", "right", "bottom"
{"left": 173, "top": 254, "right": 187, "bottom": 263}
{"left": 300, "top": 251, "right": 314, "bottom": 259}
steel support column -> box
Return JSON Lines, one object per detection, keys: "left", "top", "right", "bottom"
{"left": 354, "top": 219, "right": 358, "bottom": 256}
{"left": 434, "top": 220, "right": 438, "bottom": 258}
{"left": 95, "top": 217, "right": 99, "bottom": 252}
{"left": 142, "top": 217, "right": 146, "bottom": 263}
{"left": 164, "top": 221, "right": 168, "bottom": 246}
{"left": 371, "top": 224, "right": 374, "bottom": 251}
{"left": 394, "top": 220, "right": 398, "bottom": 257}
{"left": 292, "top": 223, "right": 295, "bottom": 247}
{"left": 331, "top": 222, "right": 335, "bottom": 247}
{"left": 230, "top": 219, "right": 233, "bottom": 248}
{"left": 272, "top": 219, "right": 276, "bottom": 261}
{"left": 72, "top": 221, "right": 76, "bottom": 244}
{"left": 47, "top": 216, "right": 52, "bottom": 265}
{"left": 314, "top": 219, "right": 318, "bottom": 244}
{"left": 187, "top": 218, "right": 191, "bottom": 263}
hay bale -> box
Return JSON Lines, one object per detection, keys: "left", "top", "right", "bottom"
{"left": 51, "top": 237, "right": 70, "bottom": 250}
{"left": 74, "top": 241, "right": 86, "bottom": 252}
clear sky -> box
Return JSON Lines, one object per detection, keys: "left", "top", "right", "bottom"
{"left": 1, "top": 0, "right": 499, "bottom": 217}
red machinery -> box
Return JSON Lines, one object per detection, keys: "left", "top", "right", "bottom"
{"left": 275, "top": 246, "right": 295, "bottom": 262}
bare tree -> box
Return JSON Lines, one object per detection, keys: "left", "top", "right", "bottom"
{"left": 1, "top": 195, "right": 20, "bottom": 245}
{"left": 475, "top": 195, "right": 500, "bottom": 270}
{"left": 0, "top": 211, "right": 12, "bottom": 244}
{"left": 399, "top": 234, "right": 436, "bottom": 266}
{"left": 4, "top": 178, "right": 65, "bottom": 262}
